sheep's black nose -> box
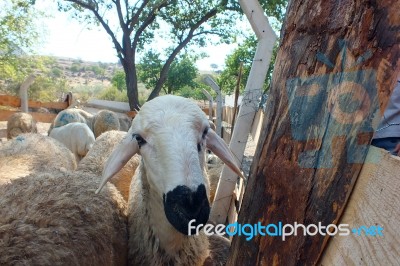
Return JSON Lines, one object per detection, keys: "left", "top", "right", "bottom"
{"left": 163, "top": 184, "right": 210, "bottom": 235}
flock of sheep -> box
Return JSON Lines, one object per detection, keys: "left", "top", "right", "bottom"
{"left": 0, "top": 95, "right": 242, "bottom": 265}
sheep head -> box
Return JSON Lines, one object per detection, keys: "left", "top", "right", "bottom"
{"left": 96, "top": 95, "right": 244, "bottom": 235}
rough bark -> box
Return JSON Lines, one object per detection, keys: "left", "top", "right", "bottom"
{"left": 122, "top": 58, "right": 140, "bottom": 111}
{"left": 227, "top": 0, "right": 399, "bottom": 265}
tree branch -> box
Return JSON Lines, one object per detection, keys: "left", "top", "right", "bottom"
{"left": 128, "top": 0, "right": 150, "bottom": 33}
{"left": 64, "top": 0, "right": 123, "bottom": 55}
{"left": 148, "top": 1, "right": 228, "bottom": 100}
{"left": 132, "top": 1, "right": 168, "bottom": 48}
{"left": 114, "top": 0, "right": 128, "bottom": 32}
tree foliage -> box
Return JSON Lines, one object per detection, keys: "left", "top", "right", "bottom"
{"left": 56, "top": 0, "right": 287, "bottom": 110}
{"left": 137, "top": 50, "right": 163, "bottom": 91}
{"left": 111, "top": 70, "right": 127, "bottom": 92}
{"left": 218, "top": 36, "right": 279, "bottom": 95}
{"left": 217, "top": 0, "right": 287, "bottom": 95}
{"left": 164, "top": 54, "right": 198, "bottom": 94}
{"left": 138, "top": 53, "right": 198, "bottom": 95}
{"left": 0, "top": 0, "right": 42, "bottom": 81}
{"left": 218, "top": 36, "right": 257, "bottom": 94}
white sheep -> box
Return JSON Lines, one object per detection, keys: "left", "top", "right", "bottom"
{"left": 7, "top": 112, "right": 37, "bottom": 139}
{"left": 0, "top": 132, "right": 132, "bottom": 265}
{"left": 96, "top": 95, "right": 244, "bottom": 265}
{"left": 0, "top": 133, "right": 77, "bottom": 185}
{"left": 49, "top": 122, "right": 95, "bottom": 162}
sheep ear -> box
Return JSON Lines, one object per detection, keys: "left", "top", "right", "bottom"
{"left": 206, "top": 129, "right": 245, "bottom": 179}
{"left": 96, "top": 134, "right": 139, "bottom": 194}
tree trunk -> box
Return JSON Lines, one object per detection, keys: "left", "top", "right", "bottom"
{"left": 124, "top": 62, "right": 140, "bottom": 111}
{"left": 228, "top": 0, "right": 399, "bottom": 265}
{"left": 122, "top": 44, "right": 140, "bottom": 111}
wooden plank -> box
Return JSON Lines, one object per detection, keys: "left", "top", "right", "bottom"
{"left": 0, "top": 95, "right": 20, "bottom": 108}
{"left": 320, "top": 146, "right": 400, "bottom": 265}
{"left": 227, "top": 0, "right": 400, "bottom": 265}
{"left": 0, "top": 110, "right": 57, "bottom": 123}
{"left": 86, "top": 99, "right": 131, "bottom": 112}
{"left": 204, "top": 76, "right": 223, "bottom": 136}
{"left": 0, "top": 95, "right": 68, "bottom": 110}
{"left": 210, "top": 0, "right": 277, "bottom": 225}
{"left": 250, "top": 109, "right": 264, "bottom": 144}
{"left": 29, "top": 100, "right": 68, "bottom": 110}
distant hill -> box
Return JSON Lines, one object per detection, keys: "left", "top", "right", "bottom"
{"left": 49, "top": 56, "right": 122, "bottom": 88}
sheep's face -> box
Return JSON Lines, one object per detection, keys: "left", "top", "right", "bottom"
{"left": 131, "top": 96, "right": 211, "bottom": 235}
{"left": 98, "top": 95, "right": 244, "bottom": 236}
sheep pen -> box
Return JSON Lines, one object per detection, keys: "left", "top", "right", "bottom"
{"left": 0, "top": 99, "right": 256, "bottom": 265}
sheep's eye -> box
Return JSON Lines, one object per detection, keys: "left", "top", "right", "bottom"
{"left": 133, "top": 134, "right": 146, "bottom": 148}
{"left": 202, "top": 127, "right": 209, "bottom": 139}
{"left": 197, "top": 143, "right": 202, "bottom": 152}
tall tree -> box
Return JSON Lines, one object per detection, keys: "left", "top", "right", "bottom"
{"left": 228, "top": 0, "right": 399, "bottom": 265}
{"left": 57, "top": 0, "right": 287, "bottom": 110}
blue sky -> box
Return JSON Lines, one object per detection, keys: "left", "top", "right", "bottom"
{"left": 34, "top": 1, "right": 250, "bottom": 71}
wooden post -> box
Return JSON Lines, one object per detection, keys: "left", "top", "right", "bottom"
{"left": 231, "top": 62, "right": 243, "bottom": 132}
{"left": 209, "top": 0, "right": 277, "bottom": 225}
{"left": 19, "top": 75, "right": 36, "bottom": 112}
{"left": 204, "top": 75, "right": 222, "bottom": 136}
{"left": 227, "top": 0, "right": 400, "bottom": 265}
{"left": 201, "top": 88, "right": 214, "bottom": 121}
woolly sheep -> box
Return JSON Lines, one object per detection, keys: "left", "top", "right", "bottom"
{"left": 97, "top": 95, "right": 244, "bottom": 265}
{"left": 49, "top": 108, "right": 122, "bottom": 138}
{"left": 48, "top": 108, "right": 93, "bottom": 135}
{"left": 49, "top": 122, "right": 95, "bottom": 162}
{"left": 0, "top": 134, "right": 76, "bottom": 185}
{"left": 93, "top": 110, "right": 120, "bottom": 138}
{"left": 78, "top": 130, "right": 140, "bottom": 202}
{"left": 7, "top": 112, "right": 37, "bottom": 139}
{"left": 0, "top": 133, "right": 132, "bottom": 265}
{"left": 118, "top": 115, "right": 132, "bottom": 132}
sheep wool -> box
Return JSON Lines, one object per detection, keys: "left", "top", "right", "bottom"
{"left": 93, "top": 110, "right": 121, "bottom": 138}
{"left": 78, "top": 130, "right": 140, "bottom": 202}
{"left": 0, "top": 172, "right": 127, "bottom": 265}
{"left": 0, "top": 134, "right": 77, "bottom": 185}
{"left": 6, "top": 112, "right": 37, "bottom": 139}
{"left": 0, "top": 131, "right": 132, "bottom": 265}
{"left": 48, "top": 108, "right": 94, "bottom": 135}
{"left": 49, "top": 122, "right": 95, "bottom": 162}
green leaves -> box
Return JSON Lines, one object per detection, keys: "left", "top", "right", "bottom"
{"left": 111, "top": 70, "right": 126, "bottom": 92}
